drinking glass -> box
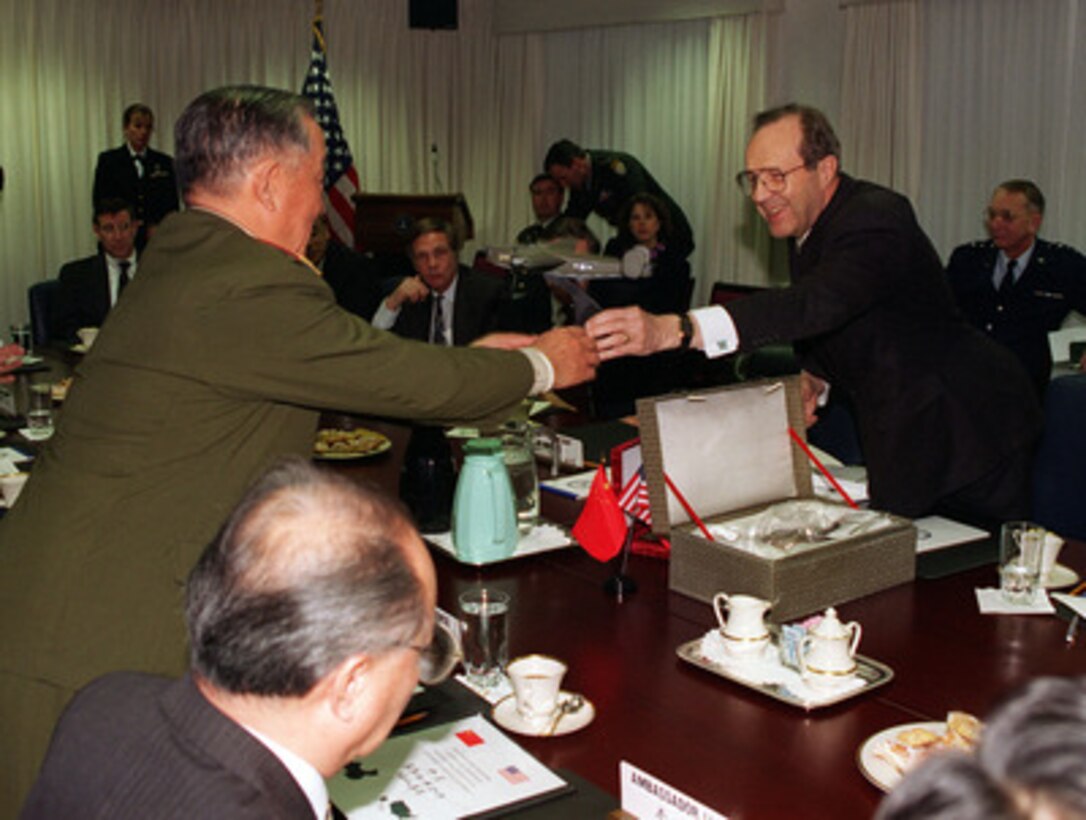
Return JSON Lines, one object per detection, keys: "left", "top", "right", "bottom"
{"left": 27, "top": 384, "right": 54, "bottom": 438}
{"left": 458, "top": 588, "right": 510, "bottom": 687}
{"left": 999, "top": 521, "right": 1045, "bottom": 605}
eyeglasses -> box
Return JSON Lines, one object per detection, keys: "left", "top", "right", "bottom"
{"left": 735, "top": 163, "right": 810, "bottom": 197}
{"left": 983, "top": 207, "right": 1026, "bottom": 223}
{"left": 406, "top": 621, "right": 462, "bottom": 686}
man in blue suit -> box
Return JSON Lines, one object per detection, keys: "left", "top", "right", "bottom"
{"left": 946, "top": 179, "right": 1086, "bottom": 395}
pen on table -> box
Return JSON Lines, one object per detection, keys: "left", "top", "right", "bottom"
{"left": 1066, "top": 615, "right": 1080, "bottom": 646}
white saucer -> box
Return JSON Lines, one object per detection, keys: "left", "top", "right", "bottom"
{"left": 1045, "top": 564, "right": 1080, "bottom": 589}
{"left": 491, "top": 691, "right": 595, "bottom": 737}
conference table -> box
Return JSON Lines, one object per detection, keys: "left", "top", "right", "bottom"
{"left": 331, "top": 419, "right": 1086, "bottom": 820}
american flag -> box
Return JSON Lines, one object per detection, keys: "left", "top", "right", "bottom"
{"left": 302, "top": 17, "right": 360, "bottom": 247}
{"left": 618, "top": 466, "right": 652, "bottom": 526}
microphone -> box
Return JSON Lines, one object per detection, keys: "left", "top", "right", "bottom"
{"left": 430, "top": 143, "right": 444, "bottom": 192}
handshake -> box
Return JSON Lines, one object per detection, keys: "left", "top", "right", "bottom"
{"left": 473, "top": 306, "right": 690, "bottom": 391}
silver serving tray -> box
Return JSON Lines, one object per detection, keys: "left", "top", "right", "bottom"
{"left": 676, "top": 637, "right": 894, "bottom": 711}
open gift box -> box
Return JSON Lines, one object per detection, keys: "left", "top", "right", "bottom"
{"left": 637, "top": 377, "right": 916, "bottom": 623}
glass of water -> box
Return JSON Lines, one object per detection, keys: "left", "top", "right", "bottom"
{"left": 999, "top": 521, "right": 1045, "bottom": 605}
{"left": 458, "top": 588, "right": 510, "bottom": 688}
{"left": 500, "top": 421, "right": 539, "bottom": 534}
{"left": 27, "top": 383, "right": 54, "bottom": 439}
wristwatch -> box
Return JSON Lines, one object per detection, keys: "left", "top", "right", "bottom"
{"left": 678, "top": 312, "right": 694, "bottom": 350}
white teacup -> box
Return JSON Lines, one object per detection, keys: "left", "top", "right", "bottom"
{"left": 76, "top": 327, "right": 99, "bottom": 349}
{"left": 0, "top": 472, "right": 29, "bottom": 507}
{"left": 506, "top": 654, "right": 567, "bottom": 724}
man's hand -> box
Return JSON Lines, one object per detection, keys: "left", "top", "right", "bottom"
{"left": 0, "top": 343, "right": 25, "bottom": 384}
{"left": 534, "top": 327, "right": 599, "bottom": 389}
{"left": 585, "top": 307, "right": 681, "bottom": 361}
{"left": 799, "top": 370, "right": 828, "bottom": 428}
{"left": 385, "top": 275, "right": 429, "bottom": 310}
{"left": 472, "top": 332, "right": 538, "bottom": 351}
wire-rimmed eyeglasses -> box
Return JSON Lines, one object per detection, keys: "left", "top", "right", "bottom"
{"left": 735, "top": 163, "right": 810, "bottom": 197}
{"left": 406, "top": 621, "right": 462, "bottom": 686}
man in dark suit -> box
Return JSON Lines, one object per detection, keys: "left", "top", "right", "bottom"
{"left": 544, "top": 139, "right": 694, "bottom": 258}
{"left": 55, "top": 197, "right": 138, "bottom": 343}
{"left": 587, "top": 104, "right": 1041, "bottom": 525}
{"left": 306, "top": 212, "right": 386, "bottom": 321}
{"left": 515, "top": 173, "right": 564, "bottom": 245}
{"left": 372, "top": 217, "right": 506, "bottom": 345}
{"left": 23, "top": 459, "right": 446, "bottom": 818}
{"left": 946, "top": 179, "right": 1086, "bottom": 395}
{"left": 93, "top": 103, "right": 180, "bottom": 248}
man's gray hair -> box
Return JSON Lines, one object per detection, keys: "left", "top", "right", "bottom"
{"left": 185, "top": 457, "right": 425, "bottom": 697}
{"left": 174, "top": 85, "right": 316, "bottom": 202}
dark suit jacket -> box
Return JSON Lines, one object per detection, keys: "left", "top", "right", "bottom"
{"left": 92, "top": 145, "right": 180, "bottom": 230}
{"left": 726, "top": 175, "right": 1042, "bottom": 517}
{"left": 320, "top": 240, "right": 385, "bottom": 321}
{"left": 946, "top": 238, "right": 1086, "bottom": 394}
{"left": 55, "top": 253, "right": 115, "bottom": 343}
{"left": 564, "top": 149, "right": 695, "bottom": 258}
{"left": 22, "top": 672, "right": 315, "bottom": 819}
{"left": 391, "top": 266, "right": 504, "bottom": 345}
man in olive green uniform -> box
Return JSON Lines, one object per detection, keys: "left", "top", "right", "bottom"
{"left": 0, "top": 86, "right": 598, "bottom": 814}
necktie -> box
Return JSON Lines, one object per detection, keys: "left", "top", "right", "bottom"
{"left": 432, "top": 294, "right": 449, "bottom": 346}
{"left": 117, "top": 261, "right": 131, "bottom": 302}
{"left": 999, "top": 258, "right": 1017, "bottom": 298}
{"left": 133, "top": 154, "right": 145, "bottom": 179}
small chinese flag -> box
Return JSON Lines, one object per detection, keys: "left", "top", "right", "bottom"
{"left": 572, "top": 465, "right": 629, "bottom": 562}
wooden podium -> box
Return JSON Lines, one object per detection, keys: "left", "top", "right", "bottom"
{"left": 352, "top": 193, "right": 474, "bottom": 254}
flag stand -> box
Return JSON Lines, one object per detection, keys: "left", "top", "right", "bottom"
{"left": 603, "top": 522, "right": 638, "bottom": 601}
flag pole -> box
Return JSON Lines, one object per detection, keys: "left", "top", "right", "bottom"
{"left": 603, "top": 518, "right": 638, "bottom": 601}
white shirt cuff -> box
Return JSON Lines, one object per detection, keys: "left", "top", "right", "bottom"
{"left": 371, "top": 301, "right": 400, "bottom": 330}
{"left": 519, "top": 347, "right": 555, "bottom": 395}
{"left": 690, "top": 305, "right": 739, "bottom": 359}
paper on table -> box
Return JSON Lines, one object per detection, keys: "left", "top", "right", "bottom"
{"left": 0, "top": 446, "right": 30, "bottom": 475}
{"left": 328, "top": 714, "right": 568, "bottom": 819}
{"left": 975, "top": 588, "right": 1056, "bottom": 615}
{"left": 1052, "top": 593, "right": 1086, "bottom": 619}
{"left": 913, "top": 516, "right": 989, "bottom": 554}
{"left": 540, "top": 470, "right": 595, "bottom": 500}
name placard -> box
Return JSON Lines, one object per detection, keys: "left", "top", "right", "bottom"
{"left": 620, "top": 761, "right": 728, "bottom": 820}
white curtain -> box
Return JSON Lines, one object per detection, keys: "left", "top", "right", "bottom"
{"left": 839, "top": 0, "right": 924, "bottom": 202}
{"left": 0, "top": 0, "right": 769, "bottom": 331}
{"left": 840, "top": 0, "right": 1086, "bottom": 261}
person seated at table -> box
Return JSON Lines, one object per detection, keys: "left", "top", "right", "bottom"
{"left": 595, "top": 192, "right": 692, "bottom": 316}
{"left": 22, "top": 458, "right": 448, "bottom": 819}
{"left": 945, "top": 179, "right": 1086, "bottom": 397}
{"left": 516, "top": 173, "right": 564, "bottom": 246}
{"left": 589, "top": 194, "right": 694, "bottom": 418}
{"left": 305, "top": 212, "right": 386, "bottom": 321}
{"left": 371, "top": 217, "right": 506, "bottom": 345}
{"left": 876, "top": 676, "right": 1086, "bottom": 820}
{"left": 55, "top": 198, "right": 139, "bottom": 344}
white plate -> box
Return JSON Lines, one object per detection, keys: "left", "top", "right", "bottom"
{"left": 1045, "top": 564, "right": 1080, "bottom": 589}
{"left": 491, "top": 691, "right": 594, "bottom": 737}
{"left": 857, "top": 721, "right": 944, "bottom": 793}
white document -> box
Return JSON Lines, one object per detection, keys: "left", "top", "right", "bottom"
{"left": 329, "top": 714, "right": 567, "bottom": 819}
{"left": 912, "top": 516, "right": 988, "bottom": 554}
{"left": 620, "top": 761, "right": 728, "bottom": 820}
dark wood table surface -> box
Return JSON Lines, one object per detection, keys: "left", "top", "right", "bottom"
{"left": 330, "top": 417, "right": 1086, "bottom": 820}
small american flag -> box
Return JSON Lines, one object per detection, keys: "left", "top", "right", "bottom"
{"left": 618, "top": 466, "right": 652, "bottom": 526}
{"left": 498, "top": 765, "right": 529, "bottom": 785}
{"left": 302, "top": 17, "right": 361, "bottom": 247}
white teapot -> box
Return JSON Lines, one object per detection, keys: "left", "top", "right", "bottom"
{"left": 798, "top": 607, "right": 861, "bottom": 686}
